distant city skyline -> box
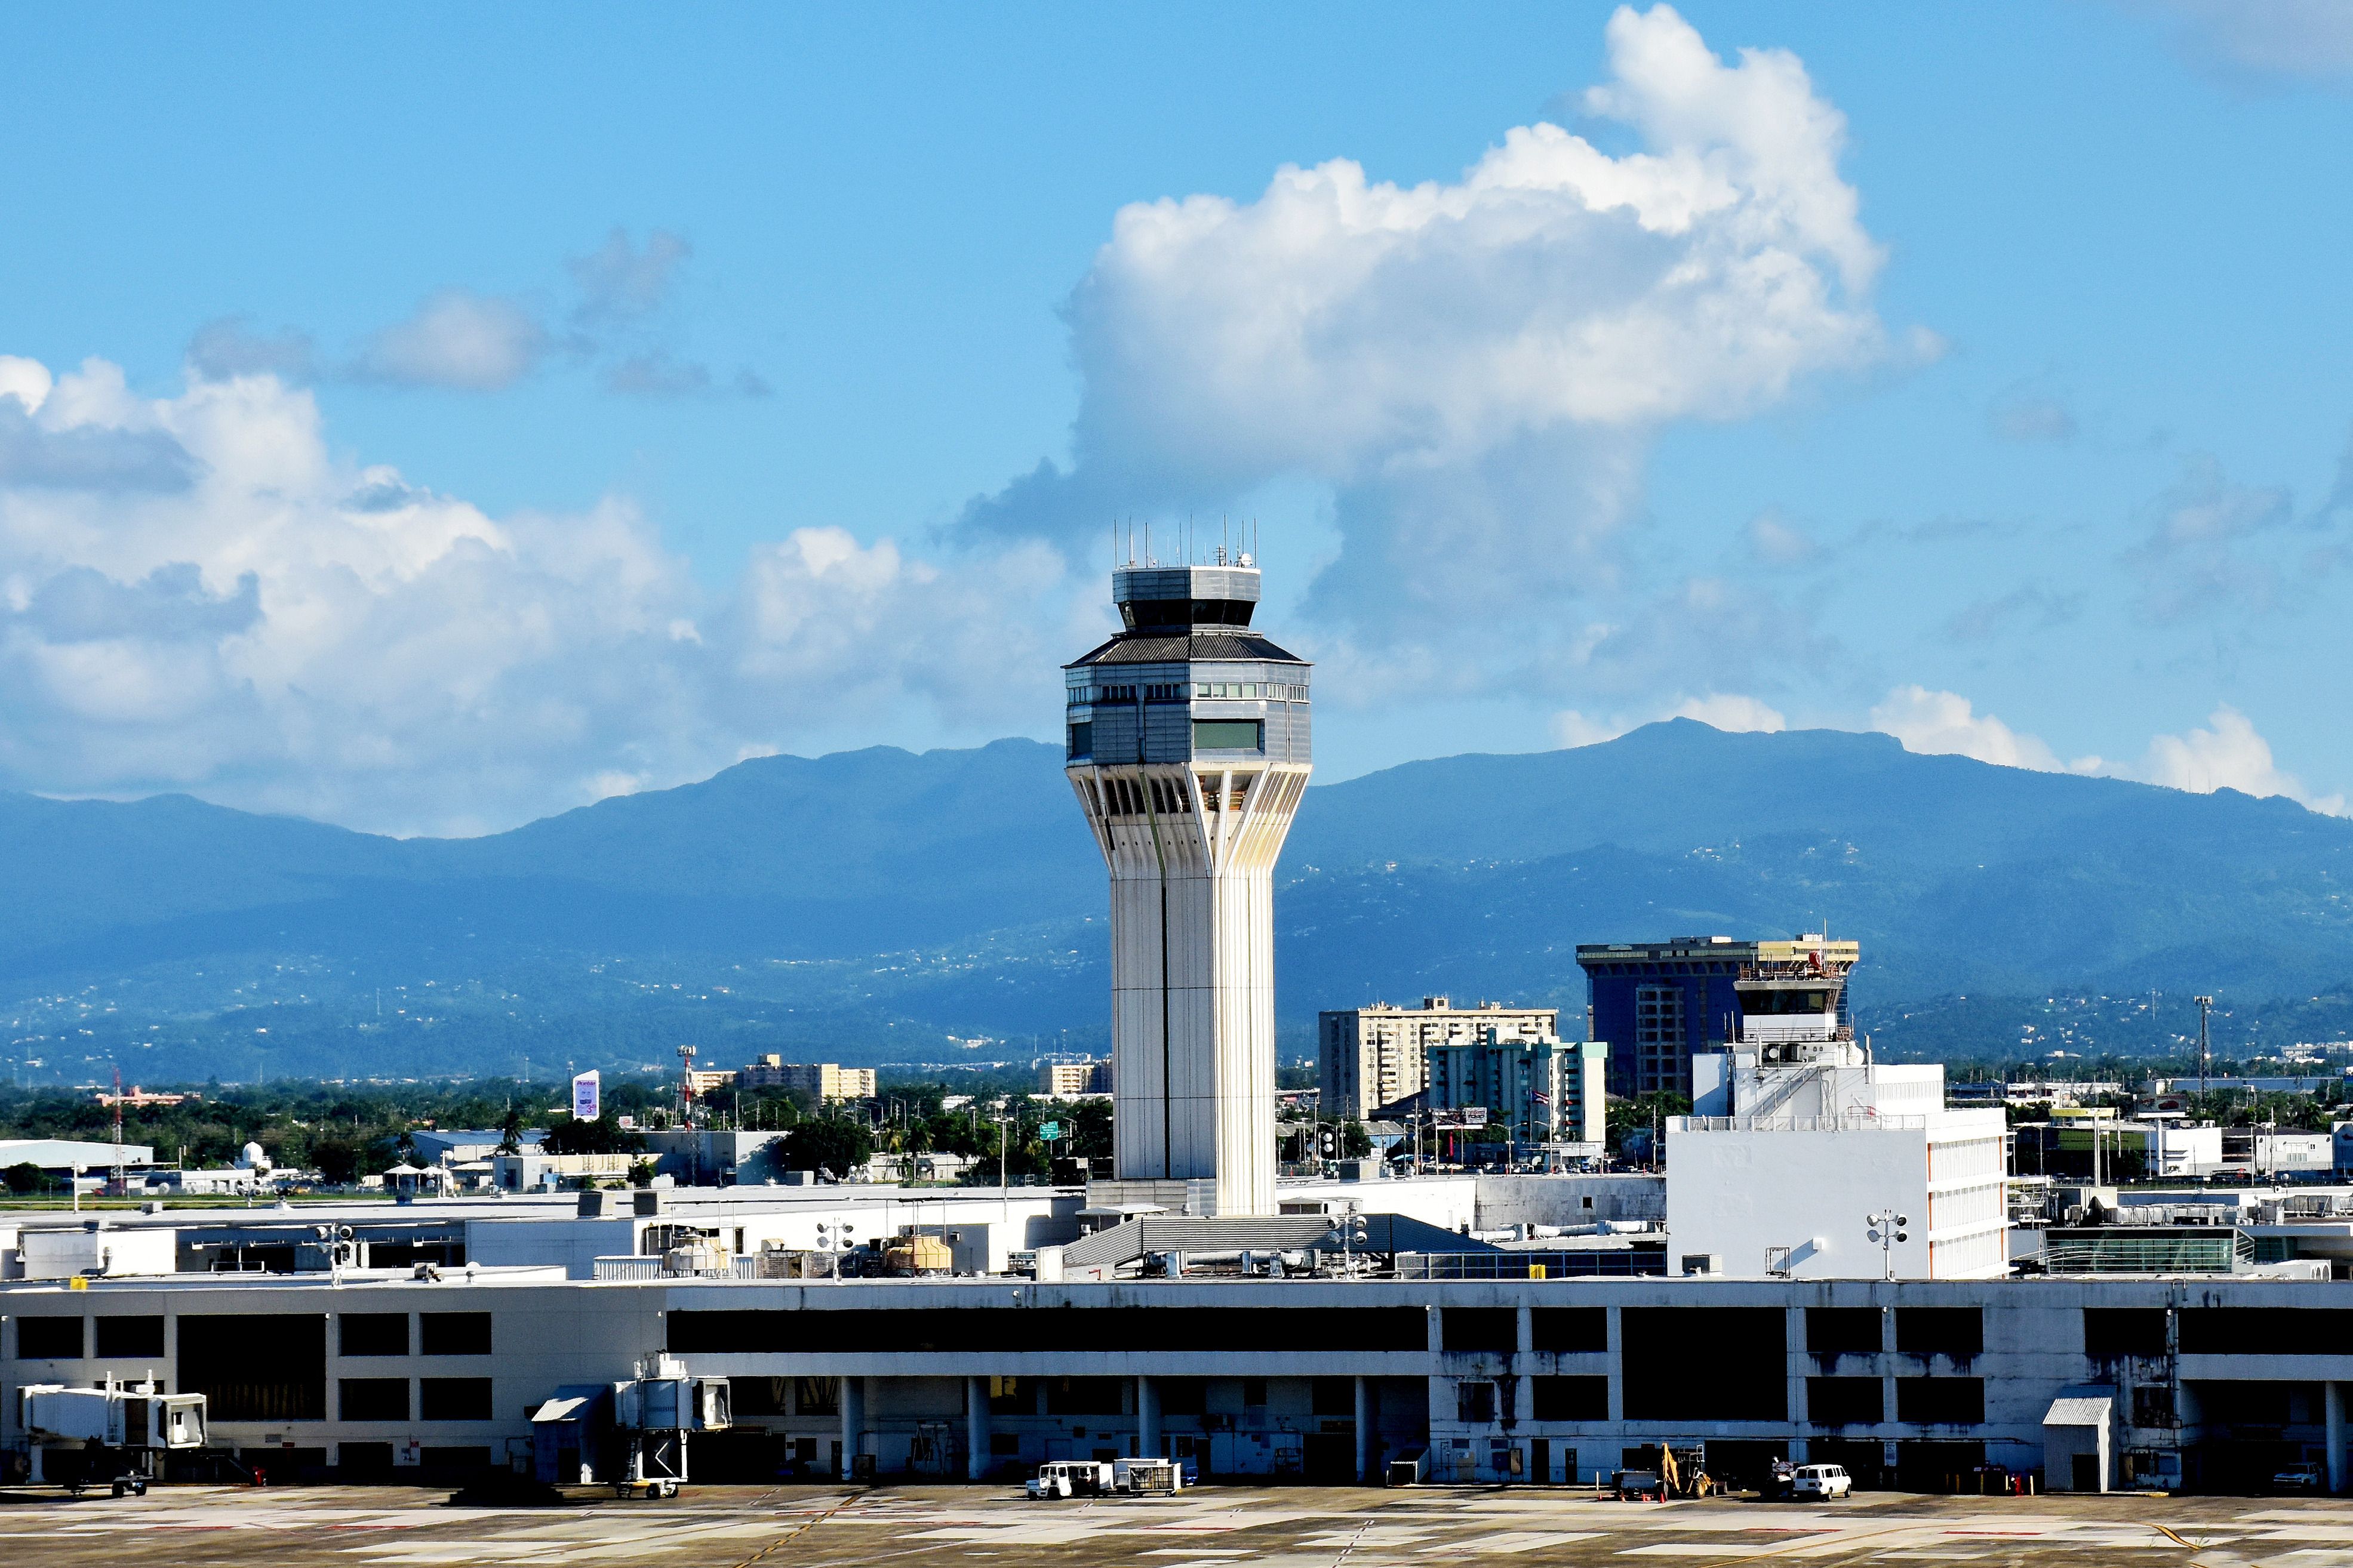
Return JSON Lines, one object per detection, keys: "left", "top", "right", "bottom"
{"left": 5, "top": 3, "right": 2353, "bottom": 835}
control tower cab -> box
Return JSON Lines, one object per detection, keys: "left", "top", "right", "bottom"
{"left": 1733, "top": 937, "right": 1860, "bottom": 1068}
{"left": 1064, "top": 551, "right": 1311, "bottom": 1217}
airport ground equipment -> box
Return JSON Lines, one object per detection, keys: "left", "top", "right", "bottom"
{"left": 530, "top": 1384, "right": 615, "bottom": 1487}
{"left": 527, "top": 1357, "right": 729, "bottom": 1498}
{"left": 1115, "top": 1456, "right": 1187, "bottom": 1493}
{"left": 611, "top": 1356, "right": 730, "bottom": 1498}
{"left": 19, "top": 1378, "right": 207, "bottom": 1495}
{"left": 1617, "top": 1443, "right": 1720, "bottom": 1499}
{"left": 1027, "top": 1459, "right": 1115, "bottom": 1499}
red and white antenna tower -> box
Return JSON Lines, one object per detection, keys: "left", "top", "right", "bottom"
{"left": 110, "top": 1065, "right": 126, "bottom": 1193}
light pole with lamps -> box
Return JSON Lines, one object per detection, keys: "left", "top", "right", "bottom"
{"left": 1865, "top": 1209, "right": 1910, "bottom": 1281}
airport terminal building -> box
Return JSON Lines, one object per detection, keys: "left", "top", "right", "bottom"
{"left": 7, "top": 1159, "right": 2353, "bottom": 1499}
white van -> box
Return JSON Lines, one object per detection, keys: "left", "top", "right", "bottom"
{"left": 1791, "top": 1464, "right": 1852, "bottom": 1500}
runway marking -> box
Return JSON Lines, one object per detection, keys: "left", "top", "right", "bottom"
{"left": 725, "top": 1487, "right": 867, "bottom": 1568}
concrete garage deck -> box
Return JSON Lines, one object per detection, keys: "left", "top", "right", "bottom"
{"left": 0, "top": 1484, "right": 2348, "bottom": 1566}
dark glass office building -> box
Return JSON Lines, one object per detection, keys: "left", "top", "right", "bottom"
{"left": 1575, "top": 936, "right": 1859, "bottom": 1097}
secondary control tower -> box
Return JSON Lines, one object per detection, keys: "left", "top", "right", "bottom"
{"left": 1064, "top": 547, "right": 1310, "bottom": 1216}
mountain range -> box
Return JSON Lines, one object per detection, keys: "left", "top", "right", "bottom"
{"left": 7, "top": 720, "right": 2353, "bottom": 1085}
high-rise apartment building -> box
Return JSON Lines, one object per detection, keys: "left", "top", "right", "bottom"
{"left": 1318, "top": 997, "right": 1560, "bottom": 1120}
{"left": 1425, "top": 1027, "right": 1608, "bottom": 1147}
{"left": 1037, "top": 1058, "right": 1114, "bottom": 1096}
{"left": 1576, "top": 935, "right": 1859, "bottom": 1097}
{"left": 1066, "top": 552, "right": 1310, "bottom": 1216}
{"left": 738, "top": 1058, "right": 876, "bottom": 1103}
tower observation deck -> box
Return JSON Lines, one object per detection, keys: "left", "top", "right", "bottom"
{"left": 1064, "top": 552, "right": 1310, "bottom": 1216}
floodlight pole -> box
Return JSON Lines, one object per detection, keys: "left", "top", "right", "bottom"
{"left": 1865, "top": 1208, "right": 1911, "bottom": 1281}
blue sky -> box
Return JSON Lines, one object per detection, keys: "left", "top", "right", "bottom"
{"left": 3, "top": 2, "right": 2352, "bottom": 833}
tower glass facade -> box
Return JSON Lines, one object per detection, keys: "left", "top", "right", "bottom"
{"left": 1065, "top": 557, "right": 1309, "bottom": 1216}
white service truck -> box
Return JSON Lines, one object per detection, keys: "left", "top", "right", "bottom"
{"left": 1027, "top": 1459, "right": 1115, "bottom": 1499}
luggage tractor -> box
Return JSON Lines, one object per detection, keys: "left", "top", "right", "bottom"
{"left": 20, "top": 1378, "right": 207, "bottom": 1496}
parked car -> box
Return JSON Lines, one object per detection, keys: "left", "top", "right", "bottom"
{"left": 1790, "top": 1464, "right": 1852, "bottom": 1500}
{"left": 2272, "top": 1464, "right": 2324, "bottom": 1494}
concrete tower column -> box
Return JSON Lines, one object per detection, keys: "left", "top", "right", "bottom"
{"left": 1786, "top": 1305, "right": 1809, "bottom": 1466}
{"left": 1355, "top": 1375, "right": 1375, "bottom": 1484}
{"left": 2329, "top": 1381, "right": 2347, "bottom": 1495}
{"left": 841, "top": 1376, "right": 866, "bottom": 1481}
{"left": 967, "top": 1376, "right": 990, "bottom": 1482}
{"left": 1137, "top": 1375, "right": 1161, "bottom": 1458}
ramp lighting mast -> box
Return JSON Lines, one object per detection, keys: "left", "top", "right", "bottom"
{"left": 1865, "top": 1209, "right": 1909, "bottom": 1281}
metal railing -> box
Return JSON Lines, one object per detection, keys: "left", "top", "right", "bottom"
{"left": 1669, "top": 1113, "right": 1929, "bottom": 1133}
{"left": 1397, "top": 1249, "right": 1666, "bottom": 1280}
{"left": 592, "top": 1255, "right": 766, "bottom": 1281}
{"left": 2040, "top": 1229, "right": 2253, "bottom": 1276}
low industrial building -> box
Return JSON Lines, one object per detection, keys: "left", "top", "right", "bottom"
{"left": 0, "top": 1139, "right": 155, "bottom": 1176}
{"left": 410, "top": 1129, "right": 547, "bottom": 1166}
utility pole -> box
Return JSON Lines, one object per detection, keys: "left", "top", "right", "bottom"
{"left": 996, "top": 1113, "right": 1011, "bottom": 1228}
{"left": 2195, "top": 995, "right": 2214, "bottom": 1098}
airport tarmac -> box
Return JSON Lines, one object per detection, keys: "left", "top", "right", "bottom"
{"left": 0, "top": 1482, "right": 2339, "bottom": 1566}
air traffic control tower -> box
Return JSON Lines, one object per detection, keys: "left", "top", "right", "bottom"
{"left": 1065, "top": 550, "right": 1310, "bottom": 1217}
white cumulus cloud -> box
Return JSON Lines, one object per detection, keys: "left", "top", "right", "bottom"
{"left": 1868, "top": 685, "right": 2348, "bottom": 817}
{"left": 1671, "top": 693, "right": 1786, "bottom": 732}
{"left": 2124, "top": 0, "right": 2353, "bottom": 86}
{"left": 354, "top": 288, "right": 551, "bottom": 391}
{"left": 0, "top": 354, "right": 1069, "bottom": 835}
{"left": 969, "top": 1, "right": 1891, "bottom": 685}
{"left": 1868, "top": 686, "right": 2072, "bottom": 772}
{"left": 2135, "top": 706, "right": 2346, "bottom": 814}
{"left": 1549, "top": 690, "right": 1786, "bottom": 749}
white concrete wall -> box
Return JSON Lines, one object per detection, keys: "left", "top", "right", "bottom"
{"left": 1668, "top": 1125, "right": 1930, "bottom": 1279}
{"left": 1470, "top": 1174, "right": 1665, "bottom": 1229}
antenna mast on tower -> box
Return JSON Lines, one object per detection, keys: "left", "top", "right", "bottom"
{"left": 2195, "top": 994, "right": 2214, "bottom": 1096}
